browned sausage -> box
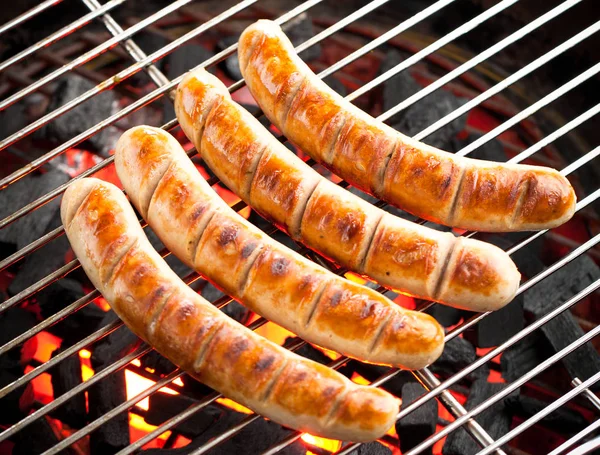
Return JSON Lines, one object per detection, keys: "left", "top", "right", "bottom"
{"left": 174, "top": 68, "right": 520, "bottom": 312}
{"left": 115, "top": 126, "right": 445, "bottom": 370}
{"left": 61, "top": 177, "right": 399, "bottom": 442}
{"left": 237, "top": 20, "right": 576, "bottom": 232}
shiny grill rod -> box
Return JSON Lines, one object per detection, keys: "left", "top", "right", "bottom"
{"left": 0, "top": 0, "right": 596, "bottom": 454}
{"left": 0, "top": 0, "right": 64, "bottom": 36}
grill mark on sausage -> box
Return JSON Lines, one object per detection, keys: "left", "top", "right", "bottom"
{"left": 260, "top": 357, "right": 289, "bottom": 402}
{"left": 297, "top": 178, "right": 326, "bottom": 242}
{"left": 101, "top": 236, "right": 138, "bottom": 288}
{"left": 368, "top": 312, "right": 393, "bottom": 355}
{"left": 146, "top": 285, "right": 181, "bottom": 340}
{"left": 246, "top": 141, "right": 275, "bottom": 203}
{"left": 64, "top": 181, "right": 101, "bottom": 229}
{"left": 140, "top": 156, "right": 175, "bottom": 219}
{"left": 323, "top": 387, "right": 352, "bottom": 428}
{"left": 357, "top": 211, "right": 385, "bottom": 273}
{"left": 188, "top": 209, "right": 219, "bottom": 266}
{"left": 511, "top": 176, "right": 532, "bottom": 230}
{"left": 432, "top": 237, "right": 460, "bottom": 300}
{"left": 325, "top": 112, "right": 349, "bottom": 165}
{"left": 375, "top": 140, "right": 398, "bottom": 198}
{"left": 237, "top": 243, "right": 267, "bottom": 297}
{"left": 284, "top": 171, "right": 320, "bottom": 240}
{"left": 192, "top": 319, "right": 225, "bottom": 372}
{"left": 282, "top": 74, "right": 308, "bottom": 130}
{"left": 198, "top": 96, "right": 226, "bottom": 148}
{"left": 303, "top": 278, "right": 332, "bottom": 328}
{"left": 446, "top": 164, "right": 467, "bottom": 227}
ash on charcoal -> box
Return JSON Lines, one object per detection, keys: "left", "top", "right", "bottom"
{"left": 505, "top": 395, "right": 588, "bottom": 435}
{"left": 88, "top": 367, "right": 129, "bottom": 454}
{"left": 0, "top": 168, "right": 67, "bottom": 252}
{"left": 35, "top": 74, "right": 117, "bottom": 156}
{"left": 500, "top": 331, "right": 553, "bottom": 382}
{"left": 283, "top": 13, "right": 321, "bottom": 62}
{"left": 431, "top": 336, "right": 489, "bottom": 381}
{"left": 91, "top": 311, "right": 141, "bottom": 369}
{"left": 523, "top": 254, "right": 600, "bottom": 387}
{"left": 396, "top": 382, "right": 437, "bottom": 455}
{"left": 49, "top": 347, "right": 86, "bottom": 429}
{"left": 145, "top": 392, "right": 221, "bottom": 439}
{"left": 443, "top": 379, "right": 517, "bottom": 455}
{"left": 349, "top": 442, "right": 392, "bottom": 455}
{"left": 381, "top": 50, "right": 467, "bottom": 149}
{"left": 10, "top": 415, "right": 60, "bottom": 455}
{"left": 164, "top": 44, "right": 214, "bottom": 120}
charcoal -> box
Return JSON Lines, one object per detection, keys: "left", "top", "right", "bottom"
{"left": 349, "top": 442, "right": 392, "bottom": 455}
{"left": 392, "top": 90, "right": 468, "bottom": 149}
{"left": 346, "top": 185, "right": 408, "bottom": 220}
{"left": 505, "top": 395, "right": 587, "bottom": 435}
{"left": 35, "top": 74, "right": 117, "bottom": 155}
{"left": 285, "top": 14, "right": 321, "bottom": 62}
{"left": 179, "top": 374, "right": 215, "bottom": 399}
{"left": 523, "top": 254, "right": 600, "bottom": 386}
{"left": 382, "top": 49, "right": 421, "bottom": 114}
{"left": 464, "top": 296, "right": 525, "bottom": 348}
{"left": 145, "top": 392, "right": 221, "bottom": 438}
{"left": 217, "top": 36, "right": 243, "bottom": 81}
{"left": 396, "top": 382, "right": 437, "bottom": 454}
{"left": 425, "top": 304, "right": 464, "bottom": 327}
{"left": 88, "top": 368, "right": 130, "bottom": 454}
{"left": 284, "top": 337, "right": 331, "bottom": 365}
{"left": 141, "top": 351, "right": 177, "bottom": 376}
{"left": 91, "top": 311, "right": 141, "bottom": 369}
{"left": 338, "top": 361, "right": 412, "bottom": 395}
{"left": 323, "top": 75, "right": 347, "bottom": 97}
{"left": 127, "top": 30, "right": 169, "bottom": 87}
{"left": 449, "top": 133, "right": 506, "bottom": 161}
{"left": 431, "top": 336, "right": 489, "bottom": 381}
{"left": 10, "top": 415, "right": 60, "bottom": 455}
{"left": 200, "top": 281, "right": 251, "bottom": 324}
{"left": 164, "top": 44, "right": 213, "bottom": 120}
{"left": 144, "top": 227, "right": 192, "bottom": 278}
{"left": 500, "top": 331, "right": 553, "bottom": 382}
{"left": 442, "top": 379, "right": 517, "bottom": 455}
{"left": 0, "top": 168, "right": 68, "bottom": 251}
{"left": 49, "top": 347, "right": 86, "bottom": 429}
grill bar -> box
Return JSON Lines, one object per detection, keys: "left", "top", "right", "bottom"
{"left": 572, "top": 378, "right": 600, "bottom": 412}
{"left": 0, "top": 0, "right": 126, "bottom": 72}
{"left": 548, "top": 419, "right": 600, "bottom": 455}
{"left": 474, "top": 370, "right": 600, "bottom": 455}
{"left": 0, "top": 0, "right": 198, "bottom": 111}
{"left": 80, "top": 0, "right": 170, "bottom": 88}
{"left": 0, "top": 0, "right": 63, "bottom": 36}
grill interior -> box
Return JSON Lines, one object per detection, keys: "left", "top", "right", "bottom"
{"left": 0, "top": 0, "right": 599, "bottom": 454}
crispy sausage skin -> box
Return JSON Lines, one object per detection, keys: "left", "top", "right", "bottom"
{"left": 237, "top": 20, "right": 576, "bottom": 233}
{"left": 173, "top": 68, "right": 520, "bottom": 312}
{"left": 115, "top": 126, "right": 445, "bottom": 370}
{"left": 61, "top": 177, "right": 399, "bottom": 441}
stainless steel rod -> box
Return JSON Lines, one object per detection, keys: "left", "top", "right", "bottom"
{"left": 0, "top": 0, "right": 259, "bottom": 150}
{"left": 0, "top": 0, "right": 64, "bottom": 36}
{"left": 474, "top": 370, "right": 600, "bottom": 455}
{"left": 377, "top": 0, "right": 587, "bottom": 122}
{"left": 547, "top": 418, "right": 600, "bottom": 455}
{"left": 416, "top": 19, "right": 600, "bottom": 142}
{"left": 0, "top": 0, "right": 197, "bottom": 111}
{"left": 80, "top": 0, "right": 170, "bottom": 88}
{"left": 42, "top": 369, "right": 185, "bottom": 455}
{"left": 572, "top": 378, "right": 600, "bottom": 412}
{"left": 457, "top": 61, "right": 600, "bottom": 157}
{"left": 0, "top": 344, "right": 151, "bottom": 444}
{"left": 0, "top": 0, "right": 127, "bottom": 72}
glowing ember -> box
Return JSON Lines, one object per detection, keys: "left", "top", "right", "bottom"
{"left": 216, "top": 397, "right": 253, "bottom": 414}
{"left": 124, "top": 369, "right": 178, "bottom": 411}
{"left": 301, "top": 434, "right": 342, "bottom": 453}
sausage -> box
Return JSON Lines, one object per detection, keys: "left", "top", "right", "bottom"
{"left": 61, "top": 177, "right": 399, "bottom": 442}
{"left": 115, "top": 126, "right": 445, "bottom": 370}
{"left": 173, "top": 68, "right": 520, "bottom": 312}
{"left": 237, "top": 20, "right": 577, "bottom": 233}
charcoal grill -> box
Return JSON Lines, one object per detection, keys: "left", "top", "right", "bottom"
{"left": 0, "top": 0, "right": 599, "bottom": 454}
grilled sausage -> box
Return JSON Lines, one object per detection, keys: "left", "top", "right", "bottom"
{"left": 61, "top": 177, "right": 399, "bottom": 441}
{"left": 174, "top": 68, "right": 520, "bottom": 312}
{"left": 237, "top": 19, "right": 576, "bottom": 233}
{"left": 115, "top": 126, "right": 445, "bottom": 370}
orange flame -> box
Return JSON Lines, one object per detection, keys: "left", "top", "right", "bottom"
{"left": 302, "top": 434, "right": 342, "bottom": 453}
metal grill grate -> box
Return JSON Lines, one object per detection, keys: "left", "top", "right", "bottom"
{"left": 0, "top": 1, "right": 598, "bottom": 454}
